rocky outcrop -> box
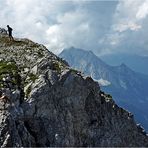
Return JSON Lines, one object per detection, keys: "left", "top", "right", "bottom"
{"left": 0, "top": 28, "right": 148, "bottom": 147}
{"left": 59, "top": 47, "right": 148, "bottom": 131}
{"left": 0, "top": 28, "right": 7, "bottom": 36}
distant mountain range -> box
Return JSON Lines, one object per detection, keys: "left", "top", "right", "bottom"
{"left": 59, "top": 47, "right": 148, "bottom": 131}
{"left": 100, "top": 53, "right": 148, "bottom": 75}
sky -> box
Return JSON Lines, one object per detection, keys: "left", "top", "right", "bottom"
{"left": 0, "top": 0, "right": 148, "bottom": 56}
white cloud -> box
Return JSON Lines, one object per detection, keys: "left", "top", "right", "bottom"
{"left": 0, "top": 0, "right": 52, "bottom": 42}
{"left": 99, "top": 0, "right": 148, "bottom": 56}
{"left": 0, "top": 0, "right": 117, "bottom": 54}
{"left": 45, "top": 9, "right": 91, "bottom": 53}
{"left": 136, "top": 1, "right": 148, "bottom": 19}
{"left": 1, "top": 0, "right": 148, "bottom": 56}
{"left": 113, "top": 22, "right": 141, "bottom": 32}
{"left": 112, "top": 0, "right": 143, "bottom": 32}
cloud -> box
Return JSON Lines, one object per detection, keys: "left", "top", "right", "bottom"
{"left": 0, "top": 0, "right": 51, "bottom": 42}
{"left": 0, "top": 0, "right": 148, "bottom": 56}
{"left": 45, "top": 9, "right": 91, "bottom": 53}
{"left": 112, "top": 0, "right": 147, "bottom": 32}
{"left": 136, "top": 0, "right": 148, "bottom": 19}
{"left": 0, "top": 0, "right": 78, "bottom": 43}
{"left": 113, "top": 22, "right": 141, "bottom": 32}
{"left": 45, "top": 1, "right": 118, "bottom": 54}
{"left": 100, "top": 0, "right": 148, "bottom": 56}
{"left": 0, "top": 0, "right": 118, "bottom": 54}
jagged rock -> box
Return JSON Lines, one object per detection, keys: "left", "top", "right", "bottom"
{"left": 0, "top": 28, "right": 148, "bottom": 147}
{"left": 0, "top": 28, "right": 7, "bottom": 36}
{"left": 59, "top": 47, "right": 148, "bottom": 131}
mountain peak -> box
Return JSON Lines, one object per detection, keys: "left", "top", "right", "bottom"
{"left": 119, "top": 63, "right": 131, "bottom": 70}
{"left": 118, "top": 63, "right": 134, "bottom": 73}
{"left": 62, "top": 47, "right": 94, "bottom": 55}
{"left": 120, "top": 63, "right": 127, "bottom": 67}
{"left": 60, "top": 47, "right": 108, "bottom": 70}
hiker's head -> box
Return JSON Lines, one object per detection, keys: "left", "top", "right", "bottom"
{"left": 7, "top": 25, "right": 9, "bottom": 28}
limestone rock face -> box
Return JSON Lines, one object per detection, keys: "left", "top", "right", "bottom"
{"left": 0, "top": 28, "right": 148, "bottom": 147}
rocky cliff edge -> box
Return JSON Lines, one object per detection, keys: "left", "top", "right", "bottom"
{"left": 0, "top": 28, "right": 148, "bottom": 147}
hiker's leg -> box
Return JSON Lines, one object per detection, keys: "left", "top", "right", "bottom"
{"left": 9, "top": 36, "right": 11, "bottom": 41}
{"left": 11, "top": 36, "right": 14, "bottom": 41}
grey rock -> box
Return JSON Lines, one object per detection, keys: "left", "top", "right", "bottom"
{"left": 0, "top": 28, "right": 7, "bottom": 36}
{"left": 0, "top": 28, "right": 148, "bottom": 147}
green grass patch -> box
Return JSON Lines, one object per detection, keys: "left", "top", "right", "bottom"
{"left": 25, "top": 84, "right": 32, "bottom": 98}
{"left": 0, "top": 61, "right": 17, "bottom": 75}
{"left": 70, "top": 68, "right": 78, "bottom": 74}
{"left": 0, "top": 61, "right": 21, "bottom": 88}
{"left": 28, "top": 73, "right": 38, "bottom": 83}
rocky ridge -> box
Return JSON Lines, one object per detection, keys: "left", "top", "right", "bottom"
{"left": 0, "top": 28, "right": 148, "bottom": 147}
{"left": 59, "top": 47, "right": 148, "bottom": 131}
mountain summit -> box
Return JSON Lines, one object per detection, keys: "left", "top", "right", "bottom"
{"left": 0, "top": 29, "right": 148, "bottom": 147}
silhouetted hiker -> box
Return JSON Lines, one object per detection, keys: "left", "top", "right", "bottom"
{"left": 7, "top": 25, "right": 14, "bottom": 41}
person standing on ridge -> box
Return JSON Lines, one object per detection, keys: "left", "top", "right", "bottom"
{"left": 7, "top": 25, "right": 14, "bottom": 41}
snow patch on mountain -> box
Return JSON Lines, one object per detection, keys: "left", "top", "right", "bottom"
{"left": 98, "top": 78, "right": 111, "bottom": 86}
